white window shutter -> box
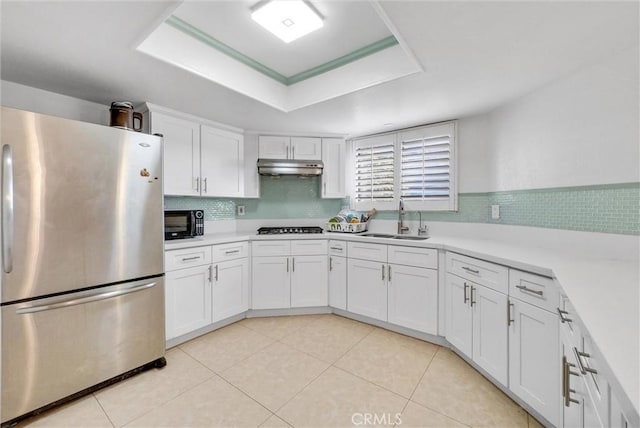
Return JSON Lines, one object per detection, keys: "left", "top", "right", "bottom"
{"left": 352, "top": 135, "right": 396, "bottom": 210}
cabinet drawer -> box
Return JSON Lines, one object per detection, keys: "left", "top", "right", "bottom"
{"left": 291, "top": 239, "right": 327, "bottom": 255}
{"left": 211, "top": 241, "right": 248, "bottom": 263}
{"left": 165, "top": 246, "right": 212, "bottom": 271}
{"left": 328, "top": 240, "right": 347, "bottom": 256}
{"left": 446, "top": 252, "right": 508, "bottom": 294}
{"left": 388, "top": 245, "right": 437, "bottom": 269}
{"left": 509, "top": 269, "right": 559, "bottom": 312}
{"left": 252, "top": 240, "right": 291, "bottom": 257}
{"left": 559, "top": 295, "right": 582, "bottom": 347}
{"left": 347, "top": 242, "right": 387, "bottom": 263}
{"left": 581, "top": 333, "right": 609, "bottom": 422}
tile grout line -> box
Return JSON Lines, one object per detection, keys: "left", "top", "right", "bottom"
{"left": 114, "top": 347, "right": 219, "bottom": 427}
{"left": 404, "top": 347, "right": 482, "bottom": 428}
{"left": 409, "top": 348, "right": 467, "bottom": 423}
{"left": 268, "top": 316, "right": 378, "bottom": 424}
{"left": 91, "top": 393, "right": 117, "bottom": 428}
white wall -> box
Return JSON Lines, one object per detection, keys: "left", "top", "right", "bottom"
{"left": 484, "top": 47, "right": 639, "bottom": 191}
{"left": 1, "top": 80, "right": 108, "bottom": 125}
{"left": 457, "top": 114, "right": 491, "bottom": 193}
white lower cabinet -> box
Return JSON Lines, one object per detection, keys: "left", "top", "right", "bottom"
{"left": 213, "top": 258, "right": 249, "bottom": 322}
{"left": 251, "top": 256, "right": 291, "bottom": 309}
{"left": 347, "top": 243, "right": 438, "bottom": 331}
{"left": 328, "top": 255, "right": 347, "bottom": 310}
{"left": 165, "top": 264, "right": 212, "bottom": 340}
{"left": 509, "top": 297, "right": 560, "bottom": 426}
{"left": 445, "top": 272, "right": 508, "bottom": 386}
{"left": 347, "top": 258, "right": 387, "bottom": 321}
{"left": 251, "top": 240, "right": 328, "bottom": 310}
{"left": 387, "top": 264, "right": 438, "bottom": 334}
{"left": 472, "top": 285, "right": 508, "bottom": 385}
{"left": 291, "top": 255, "right": 328, "bottom": 307}
{"left": 165, "top": 241, "right": 249, "bottom": 342}
{"left": 445, "top": 273, "right": 473, "bottom": 355}
{"left": 562, "top": 325, "right": 604, "bottom": 428}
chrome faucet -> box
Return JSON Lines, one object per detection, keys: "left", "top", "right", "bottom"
{"left": 418, "top": 212, "right": 429, "bottom": 236}
{"left": 397, "top": 199, "right": 409, "bottom": 234}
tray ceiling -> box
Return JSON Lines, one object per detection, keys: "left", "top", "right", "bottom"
{"left": 137, "top": 1, "right": 422, "bottom": 111}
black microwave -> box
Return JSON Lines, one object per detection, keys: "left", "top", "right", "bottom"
{"left": 164, "top": 210, "right": 204, "bottom": 240}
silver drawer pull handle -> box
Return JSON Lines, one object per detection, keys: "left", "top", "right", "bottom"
{"left": 574, "top": 347, "right": 598, "bottom": 375}
{"left": 507, "top": 300, "right": 514, "bottom": 326}
{"left": 225, "top": 249, "right": 240, "bottom": 254}
{"left": 329, "top": 247, "right": 343, "bottom": 251}
{"left": 516, "top": 285, "right": 543, "bottom": 296}
{"left": 557, "top": 308, "right": 573, "bottom": 323}
{"left": 462, "top": 266, "right": 480, "bottom": 274}
{"left": 17, "top": 282, "right": 156, "bottom": 314}
{"left": 182, "top": 256, "right": 200, "bottom": 261}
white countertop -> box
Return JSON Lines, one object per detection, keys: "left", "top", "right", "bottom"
{"left": 165, "top": 230, "right": 639, "bottom": 413}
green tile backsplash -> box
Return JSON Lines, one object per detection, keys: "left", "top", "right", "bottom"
{"left": 165, "top": 176, "right": 343, "bottom": 221}
{"left": 165, "top": 181, "right": 639, "bottom": 236}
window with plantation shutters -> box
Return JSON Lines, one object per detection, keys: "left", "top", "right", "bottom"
{"left": 352, "top": 136, "right": 396, "bottom": 210}
{"left": 350, "top": 121, "right": 457, "bottom": 212}
{"left": 400, "top": 136, "right": 451, "bottom": 200}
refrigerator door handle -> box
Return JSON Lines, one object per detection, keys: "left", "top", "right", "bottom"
{"left": 2, "top": 144, "right": 14, "bottom": 273}
{"left": 16, "top": 282, "right": 157, "bottom": 314}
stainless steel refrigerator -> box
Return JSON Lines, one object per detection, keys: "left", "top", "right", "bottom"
{"left": 0, "top": 107, "right": 165, "bottom": 425}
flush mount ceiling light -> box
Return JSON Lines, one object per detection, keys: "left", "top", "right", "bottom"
{"left": 251, "top": 0, "right": 323, "bottom": 43}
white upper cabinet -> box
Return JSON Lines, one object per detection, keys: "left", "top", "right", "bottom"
{"left": 291, "top": 137, "right": 321, "bottom": 160}
{"left": 145, "top": 104, "right": 244, "bottom": 197}
{"left": 200, "top": 125, "right": 244, "bottom": 197}
{"left": 321, "top": 138, "right": 345, "bottom": 198}
{"left": 150, "top": 111, "right": 200, "bottom": 196}
{"left": 258, "top": 135, "right": 322, "bottom": 160}
{"left": 258, "top": 135, "right": 290, "bottom": 159}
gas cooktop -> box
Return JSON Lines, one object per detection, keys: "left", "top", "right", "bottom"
{"left": 257, "top": 226, "right": 324, "bottom": 235}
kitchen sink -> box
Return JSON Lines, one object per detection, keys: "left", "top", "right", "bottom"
{"left": 360, "top": 233, "right": 429, "bottom": 240}
{"left": 393, "top": 235, "right": 429, "bottom": 240}
{"left": 360, "top": 233, "right": 397, "bottom": 238}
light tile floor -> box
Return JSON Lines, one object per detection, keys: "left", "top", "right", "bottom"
{"left": 19, "top": 315, "right": 545, "bottom": 428}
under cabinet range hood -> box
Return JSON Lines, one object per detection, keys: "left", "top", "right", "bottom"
{"left": 257, "top": 158, "right": 324, "bottom": 176}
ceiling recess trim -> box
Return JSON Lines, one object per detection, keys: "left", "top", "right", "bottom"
{"left": 165, "top": 14, "right": 399, "bottom": 86}
{"left": 166, "top": 15, "right": 288, "bottom": 84}
{"left": 287, "top": 35, "right": 398, "bottom": 84}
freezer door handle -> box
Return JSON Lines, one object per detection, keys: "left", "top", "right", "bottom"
{"left": 2, "top": 144, "right": 14, "bottom": 273}
{"left": 16, "top": 282, "right": 157, "bottom": 314}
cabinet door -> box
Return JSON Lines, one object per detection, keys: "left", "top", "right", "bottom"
{"left": 388, "top": 264, "right": 438, "bottom": 334}
{"left": 445, "top": 273, "right": 472, "bottom": 356}
{"left": 259, "top": 135, "right": 290, "bottom": 159}
{"left": 200, "top": 125, "right": 244, "bottom": 197}
{"left": 562, "top": 333, "right": 584, "bottom": 428}
{"left": 472, "top": 285, "right": 508, "bottom": 386}
{"left": 291, "top": 137, "right": 321, "bottom": 160}
{"left": 321, "top": 138, "right": 345, "bottom": 198}
{"left": 347, "top": 258, "right": 387, "bottom": 321}
{"left": 328, "top": 256, "right": 347, "bottom": 310}
{"left": 151, "top": 112, "right": 200, "bottom": 196}
{"left": 213, "top": 258, "right": 249, "bottom": 322}
{"left": 251, "top": 256, "right": 290, "bottom": 309}
{"left": 291, "top": 255, "right": 328, "bottom": 307}
{"left": 165, "top": 265, "right": 212, "bottom": 340}
{"left": 509, "top": 299, "right": 560, "bottom": 427}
